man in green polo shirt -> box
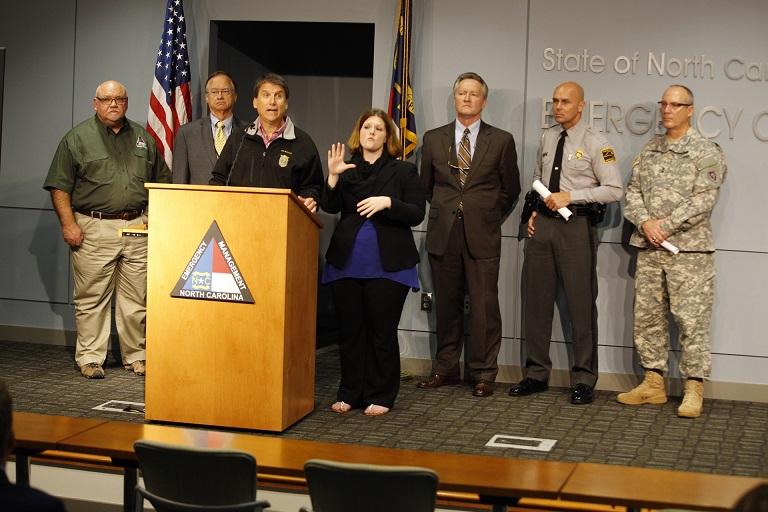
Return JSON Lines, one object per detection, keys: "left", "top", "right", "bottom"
{"left": 43, "top": 80, "right": 171, "bottom": 379}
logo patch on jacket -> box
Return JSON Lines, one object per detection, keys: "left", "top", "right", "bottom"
{"left": 136, "top": 136, "right": 147, "bottom": 149}
{"left": 601, "top": 148, "right": 616, "bottom": 163}
{"left": 278, "top": 150, "right": 292, "bottom": 168}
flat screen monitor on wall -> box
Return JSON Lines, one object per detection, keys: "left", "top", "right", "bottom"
{"left": 209, "top": 21, "right": 374, "bottom": 123}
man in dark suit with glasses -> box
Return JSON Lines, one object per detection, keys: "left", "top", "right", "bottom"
{"left": 172, "top": 71, "right": 248, "bottom": 184}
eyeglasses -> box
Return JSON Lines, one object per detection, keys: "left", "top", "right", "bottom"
{"left": 96, "top": 97, "right": 128, "bottom": 105}
{"left": 447, "top": 145, "right": 469, "bottom": 171}
{"left": 658, "top": 101, "right": 691, "bottom": 110}
{"left": 206, "top": 89, "right": 234, "bottom": 96}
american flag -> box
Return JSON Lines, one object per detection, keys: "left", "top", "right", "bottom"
{"left": 146, "top": 0, "right": 192, "bottom": 168}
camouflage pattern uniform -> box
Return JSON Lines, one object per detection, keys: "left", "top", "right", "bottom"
{"left": 625, "top": 127, "right": 726, "bottom": 378}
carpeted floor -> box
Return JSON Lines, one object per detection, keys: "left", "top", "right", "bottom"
{"left": 1, "top": 340, "right": 765, "bottom": 477}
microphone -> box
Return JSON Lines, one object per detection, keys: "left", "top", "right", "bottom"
{"left": 225, "top": 121, "right": 257, "bottom": 186}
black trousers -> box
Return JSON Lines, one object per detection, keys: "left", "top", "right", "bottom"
{"left": 523, "top": 215, "right": 599, "bottom": 386}
{"left": 330, "top": 278, "right": 409, "bottom": 409}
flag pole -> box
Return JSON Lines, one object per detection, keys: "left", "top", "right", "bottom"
{"left": 401, "top": 0, "right": 409, "bottom": 159}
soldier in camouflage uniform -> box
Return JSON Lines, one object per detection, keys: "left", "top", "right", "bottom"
{"left": 619, "top": 85, "right": 727, "bottom": 418}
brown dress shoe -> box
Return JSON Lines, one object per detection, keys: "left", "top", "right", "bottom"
{"left": 473, "top": 381, "right": 494, "bottom": 397}
{"left": 417, "top": 374, "right": 460, "bottom": 389}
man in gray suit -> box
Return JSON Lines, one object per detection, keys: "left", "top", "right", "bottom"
{"left": 172, "top": 71, "right": 248, "bottom": 184}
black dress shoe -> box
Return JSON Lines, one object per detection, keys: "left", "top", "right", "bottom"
{"left": 570, "top": 383, "right": 594, "bottom": 405}
{"left": 508, "top": 378, "right": 548, "bottom": 396}
{"left": 417, "top": 374, "right": 460, "bottom": 389}
{"left": 473, "top": 381, "right": 494, "bottom": 397}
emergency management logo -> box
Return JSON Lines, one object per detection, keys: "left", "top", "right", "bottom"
{"left": 170, "top": 221, "right": 254, "bottom": 304}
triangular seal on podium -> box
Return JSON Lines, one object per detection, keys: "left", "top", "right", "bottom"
{"left": 171, "top": 220, "right": 254, "bottom": 304}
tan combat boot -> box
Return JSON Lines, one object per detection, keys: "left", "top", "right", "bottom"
{"left": 616, "top": 370, "right": 667, "bottom": 405}
{"left": 677, "top": 379, "right": 704, "bottom": 418}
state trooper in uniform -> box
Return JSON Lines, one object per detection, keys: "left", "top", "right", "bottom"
{"left": 618, "top": 84, "right": 726, "bottom": 418}
{"left": 510, "top": 81, "right": 623, "bottom": 405}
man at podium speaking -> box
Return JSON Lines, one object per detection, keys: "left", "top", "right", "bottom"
{"left": 209, "top": 73, "right": 323, "bottom": 213}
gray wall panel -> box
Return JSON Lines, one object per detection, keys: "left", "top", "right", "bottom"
{"left": 0, "top": 298, "right": 74, "bottom": 331}
{"left": 72, "top": 1, "right": 167, "bottom": 126}
{"left": 498, "top": 234, "right": 523, "bottom": 340}
{"left": 398, "top": 230, "right": 431, "bottom": 333}
{"left": 711, "top": 250, "right": 768, "bottom": 358}
{"left": 0, "top": 1, "right": 76, "bottom": 208}
{"left": 711, "top": 353, "right": 768, "bottom": 386}
{"left": 596, "top": 242, "right": 636, "bottom": 350}
{"left": 0, "top": 209, "right": 70, "bottom": 303}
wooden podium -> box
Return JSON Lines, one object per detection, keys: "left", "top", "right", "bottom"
{"left": 144, "top": 184, "right": 321, "bottom": 432}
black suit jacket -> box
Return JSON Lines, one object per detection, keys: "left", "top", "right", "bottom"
{"left": 0, "top": 470, "right": 66, "bottom": 512}
{"left": 172, "top": 116, "right": 248, "bottom": 184}
{"left": 321, "top": 156, "right": 426, "bottom": 271}
{"left": 420, "top": 121, "right": 520, "bottom": 258}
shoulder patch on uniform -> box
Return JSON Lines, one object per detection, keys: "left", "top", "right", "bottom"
{"left": 697, "top": 155, "right": 719, "bottom": 169}
{"left": 601, "top": 147, "right": 616, "bottom": 163}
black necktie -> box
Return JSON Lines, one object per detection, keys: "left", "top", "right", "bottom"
{"left": 549, "top": 130, "right": 567, "bottom": 193}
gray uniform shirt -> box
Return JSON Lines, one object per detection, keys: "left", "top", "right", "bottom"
{"left": 535, "top": 120, "right": 623, "bottom": 205}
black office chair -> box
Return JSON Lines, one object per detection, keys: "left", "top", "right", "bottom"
{"left": 301, "top": 458, "right": 438, "bottom": 512}
{"left": 134, "top": 440, "right": 271, "bottom": 512}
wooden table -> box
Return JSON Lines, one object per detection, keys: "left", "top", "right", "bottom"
{"left": 18, "top": 413, "right": 766, "bottom": 512}
{"left": 561, "top": 462, "right": 768, "bottom": 512}
{"left": 59, "top": 421, "right": 576, "bottom": 512}
{"left": 12, "top": 412, "right": 108, "bottom": 487}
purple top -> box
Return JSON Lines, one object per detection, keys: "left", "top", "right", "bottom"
{"left": 322, "top": 220, "right": 419, "bottom": 289}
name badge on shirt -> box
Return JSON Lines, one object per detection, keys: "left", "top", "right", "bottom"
{"left": 136, "top": 136, "right": 147, "bottom": 149}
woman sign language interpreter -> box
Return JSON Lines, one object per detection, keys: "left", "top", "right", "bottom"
{"left": 320, "top": 109, "right": 426, "bottom": 416}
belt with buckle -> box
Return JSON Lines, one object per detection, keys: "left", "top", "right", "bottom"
{"left": 535, "top": 202, "right": 591, "bottom": 218}
{"left": 76, "top": 209, "right": 144, "bottom": 221}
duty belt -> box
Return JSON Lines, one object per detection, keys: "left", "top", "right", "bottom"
{"left": 534, "top": 202, "right": 594, "bottom": 218}
{"left": 75, "top": 209, "right": 144, "bottom": 221}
